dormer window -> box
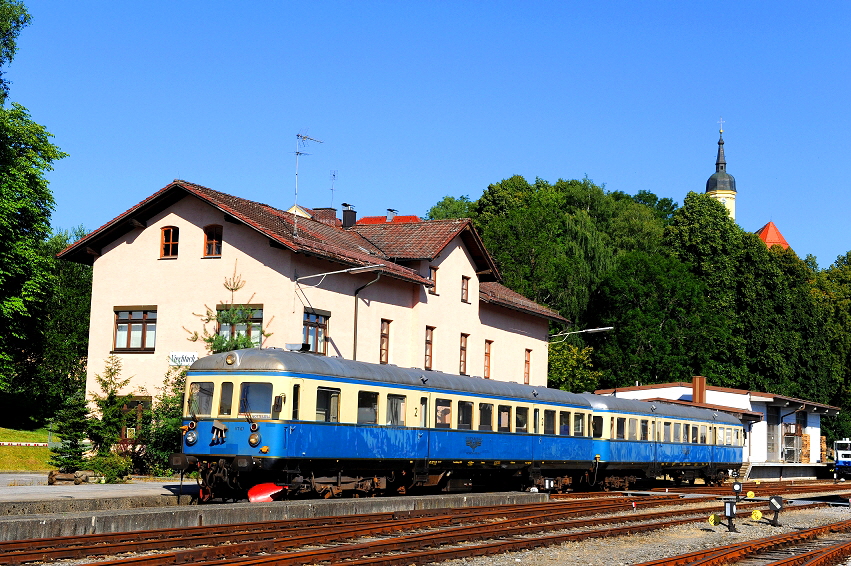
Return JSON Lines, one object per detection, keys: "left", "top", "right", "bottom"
{"left": 204, "top": 225, "right": 223, "bottom": 257}
{"left": 161, "top": 226, "right": 179, "bottom": 258}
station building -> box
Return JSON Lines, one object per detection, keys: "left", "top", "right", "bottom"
{"left": 596, "top": 377, "right": 840, "bottom": 480}
{"left": 57, "top": 180, "right": 566, "bottom": 403}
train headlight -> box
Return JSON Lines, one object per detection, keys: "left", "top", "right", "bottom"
{"left": 185, "top": 430, "right": 198, "bottom": 446}
{"left": 248, "top": 432, "right": 261, "bottom": 447}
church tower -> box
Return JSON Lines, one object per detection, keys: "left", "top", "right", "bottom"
{"left": 705, "top": 126, "right": 737, "bottom": 220}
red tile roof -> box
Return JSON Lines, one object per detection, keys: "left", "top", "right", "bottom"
{"left": 479, "top": 282, "right": 568, "bottom": 323}
{"left": 755, "top": 221, "right": 789, "bottom": 250}
{"left": 357, "top": 215, "right": 422, "bottom": 224}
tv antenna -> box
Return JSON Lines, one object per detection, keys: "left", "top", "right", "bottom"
{"left": 330, "top": 170, "right": 338, "bottom": 208}
{"left": 293, "top": 132, "right": 322, "bottom": 237}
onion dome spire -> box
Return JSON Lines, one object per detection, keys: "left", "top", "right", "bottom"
{"left": 706, "top": 121, "right": 736, "bottom": 194}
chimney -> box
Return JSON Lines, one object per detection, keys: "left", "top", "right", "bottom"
{"left": 386, "top": 208, "right": 398, "bottom": 222}
{"left": 312, "top": 207, "right": 338, "bottom": 226}
{"left": 342, "top": 203, "right": 357, "bottom": 228}
{"left": 692, "top": 376, "right": 707, "bottom": 404}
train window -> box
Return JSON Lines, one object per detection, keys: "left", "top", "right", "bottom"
{"left": 219, "top": 382, "right": 233, "bottom": 415}
{"left": 419, "top": 397, "right": 428, "bottom": 427}
{"left": 628, "top": 418, "right": 637, "bottom": 440}
{"left": 357, "top": 391, "right": 379, "bottom": 424}
{"left": 673, "top": 423, "right": 681, "bottom": 442}
{"left": 533, "top": 409, "right": 540, "bottom": 434}
{"left": 663, "top": 422, "right": 671, "bottom": 442}
{"left": 735, "top": 429, "right": 740, "bottom": 445}
{"left": 726, "top": 428, "right": 732, "bottom": 445}
{"left": 683, "top": 424, "right": 690, "bottom": 443}
{"left": 615, "top": 418, "right": 626, "bottom": 440}
{"left": 188, "top": 382, "right": 214, "bottom": 416}
{"left": 498, "top": 405, "right": 511, "bottom": 432}
{"left": 592, "top": 416, "right": 603, "bottom": 438}
{"left": 479, "top": 403, "right": 493, "bottom": 431}
{"left": 699, "top": 425, "right": 707, "bottom": 444}
{"left": 240, "top": 383, "right": 273, "bottom": 418}
{"left": 458, "top": 401, "right": 473, "bottom": 430}
{"left": 387, "top": 395, "right": 406, "bottom": 426}
{"left": 559, "top": 412, "right": 570, "bottom": 435}
{"left": 574, "top": 413, "right": 585, "bottom": 437}
{"left": 435, "top": 399, "right": 452, "bottom": 428}
{"left": 516, "top": 407, "right": 529, "bottom": 433}
{"left": 316, "top": 388, "right": 340, "bottom": 422}
{"left": 640, "top": 419, "right": 649, "bottom": 441}
{"left": 544, "top": 410, "right": 556, "bottom": 435}
{"left": 292, "top": 384, "right": 300, "bottom": 420}
{"left": 691, "top": 425, "right": 698, "bottom": 444}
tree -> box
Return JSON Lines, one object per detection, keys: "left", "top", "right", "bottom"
{"left": 47, "top": 388, "right": 88, "bottom": 473}
{"left": 140, "top": 365, "right": 186, "bottom": 476}
{"left": 0, "top": 1, "right": 30, "bottom": 104}
{"left": 548, "top": 342, "right": 602, "bottom": 393}
{"left": 425, "top": 195, "right": 474, "bottom": 220}
{"left": 186, "top": 262, "right": 271, "bottom": 354}
{"left": 87, "top": 355, "right": 134, "bottom": 456}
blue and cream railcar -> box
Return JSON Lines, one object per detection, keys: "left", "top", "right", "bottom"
{"left": 579, "top": 395, "right": 744, "bottom": 488}
{"left": 170, "top": 348, "right": 596, "bottom": 500}
{"left": 834, "top": 439, "right": 851, "bottom": 478}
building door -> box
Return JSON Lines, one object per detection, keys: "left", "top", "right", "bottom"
{"left": 766, "top": 406, "right": 781, "bottom": 462}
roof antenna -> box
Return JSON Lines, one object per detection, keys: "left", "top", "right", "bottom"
{"left": 293, "top": 131, "right": 323, "bottom": 238}
{"left": 330, "top": 170, "right": 338, "bottom": 208}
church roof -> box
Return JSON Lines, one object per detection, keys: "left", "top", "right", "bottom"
{"left": 755, "top": 221, "right": 789, "bottom": 250}
{"left": 706, "top": 130, "right": 736, "bottom": 193}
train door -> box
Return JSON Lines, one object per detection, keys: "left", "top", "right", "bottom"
{"left": 416, "top": 394, "right": 431, "bottom": 476}
{"left": 651, "top": 415, "right": 661, "bottom": 477}
{"left": 284, "top": 378, "right": 304, "bottom": 458}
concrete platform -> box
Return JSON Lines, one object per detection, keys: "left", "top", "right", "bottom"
{"left": 0, "top": 474, "right": 548, "bottom": 542}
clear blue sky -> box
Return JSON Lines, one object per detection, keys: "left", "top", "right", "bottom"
{"left": 11, "top": 1, "right": 851, "bottom": 268}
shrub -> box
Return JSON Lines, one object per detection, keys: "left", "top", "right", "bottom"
{"left": 88, "top": 452, "right": 132, "bottom": 483}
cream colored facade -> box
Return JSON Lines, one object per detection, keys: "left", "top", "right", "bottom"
{"left": 706, "top": 189, "right": 736, "bottom": 220}
{"left": 76, "top": 189, "right": 556, "bottom": 400}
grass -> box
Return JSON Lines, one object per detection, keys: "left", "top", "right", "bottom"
{"left": 0, "top": 446, "right": 52, "bottom": 471}
{"left": 0, "top": 427, "right": 51, "bottom": 443}
{"left": 0, "top": 427, "right": 54, "bottom": 471}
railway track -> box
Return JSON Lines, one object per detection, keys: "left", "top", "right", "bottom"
{"left": 636, "top": 519, "right": 851, "bottom": 565}
{"left": 1, "top": 494, "right": 821, "bottom": 565}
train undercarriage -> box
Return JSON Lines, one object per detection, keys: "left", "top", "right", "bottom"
{"left": 170, "top": 453, "right": 734, "bottom": 501}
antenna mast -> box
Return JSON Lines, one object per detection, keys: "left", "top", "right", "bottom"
{"left": 293, "top": 132, "right": 322, "bottom": 237}
{"left": 330, "top": 170, "right": 338, "bottom": 208}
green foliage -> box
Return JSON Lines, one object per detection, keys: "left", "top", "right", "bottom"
{"left": 186, "top": 264, "right": 270, "bottom": 354}
{"left": 87, "top": 356, "right": 134, "bottom": 456}
{"left": 547, "top": 342, "right": 602, "bottom": 393}
{"left": 47, "top": 390, "right": 89, "bottom": 473}
{"left": 140, "top": 365, "right": 186, "bottom": 476}
{"left": 425, "top": 195, "right": 474, "bottom": 220}
{"left": 0, "top": 0, "right": 30, "bottom": 104}
{"left": 0, "top": 103, "right": 67, "bottom": 400}
{"left": 88, "top": 452, "right": 132, "bottom": 484}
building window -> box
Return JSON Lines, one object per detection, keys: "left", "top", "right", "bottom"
{"left": 428, "top": 266, "right": 438, "bottom": 295}
{"left": 483, "top": 339, "right": 493, "bottom": 379}
{"left": 459, "top": 333, "right": 469, "bottom": 375}
{"left": 524, "top": 348, "right": 531, "bottom": 384}
{"left": 161, "top": 226, "right": 179, "bottom": 258}
{"left": 424, "top": 326, "right": 435, "bottom": 370}
{"left": 114, "top": 309, "right": 157, "bottom": 351}
{"left": 380, "top": 319, "right": 391, "bottom": 364}
{"left": 303, "top": 311, "right": 329, "bottom": 355}
{"left": 218, "top": 306, "right": 263, "bottom": 348}
{"left": 203, "top": 224, "right": 222, "bottom": 257}
{"left": 461, "top": 276, "right": 470, "bottom": 302}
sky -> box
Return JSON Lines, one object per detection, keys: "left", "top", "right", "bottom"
{"left": 11, "top": 1, "right": 851, "bottom": 268}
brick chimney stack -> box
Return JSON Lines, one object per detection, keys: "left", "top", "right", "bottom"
{"left": 342, "top": 203, "right": 357, "bottom": 228}
{"left": 312, "top": 208, "right": 338, "bottom": 226}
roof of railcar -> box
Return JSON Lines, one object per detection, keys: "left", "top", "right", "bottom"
{"left": 578, "top": 394, "right": 742, "bottom": 425}
{"left": 189, "top": 348, "right": 592, "bottom": 407}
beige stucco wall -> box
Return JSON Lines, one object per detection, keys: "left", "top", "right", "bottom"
{"left": 85, "top": 196, "right": 551, "bottom": 399}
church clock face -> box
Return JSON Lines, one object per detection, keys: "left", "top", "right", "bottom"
{"left": 720, "top": 198, "right": 727, "bottom": 203}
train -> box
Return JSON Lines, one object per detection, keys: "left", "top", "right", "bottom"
{"left": 834, "top": 439, "right": 851, "bottom": 478}
{"left": 169, "top": 348, "right": 744, "bottom": 501}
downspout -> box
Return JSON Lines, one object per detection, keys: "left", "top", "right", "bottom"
{"left": 353, "top": 273, "right": 381, "bottom": 361}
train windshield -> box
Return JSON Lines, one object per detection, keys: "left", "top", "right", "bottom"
{"left": 837, "top": 442, "right": 851, "bottom": 453}
{"left": 239, "top": 382, "right": 273, "bottom": 418}
{"left": 187, "top": 382, "right": 214, "bottom": 416}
